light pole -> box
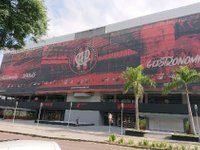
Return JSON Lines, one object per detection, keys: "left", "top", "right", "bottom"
{"left": 67, "top": 102, "right": 72, "bottom": 127}
{"left": 121, "top": 102, "right": 124, "bottom": 135}
{"left": 37, "top": 102, "right": 43, "bottom": 126}
{"left": 194, "top": 104, "right": 200, "bottom": 142}
{"left": 12, "top": 101, "right": 18, "bottom": 123}
{"left": 108, "top": 113, "right": 112, "bottom": 134}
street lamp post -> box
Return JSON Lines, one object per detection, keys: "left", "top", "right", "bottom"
{"left": 121, "top": 102, "right": 124, "bottom": 135}
{"left": 37, "top": 102, "right": 43, "bottom": 126}
{"left": 67, "top": 102, "right": 73, "bottom": 127}
{"left": 194, "top": 104, "right": 200, "bottom": 142}
{"left": 13, "top": 101, "right": 18, "bottom": 123}
{"left": 108, "top": 113, "right": 112, "bottom": 134}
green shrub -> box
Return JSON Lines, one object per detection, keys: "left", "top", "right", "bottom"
{"left": 174, "top": 133, "right": 198, "bottom": 138}
{"left": 194, "top": 146, "right": 199, "bottom": 150}
{"left": 174, "top": 145, "right": 179, "bottom": 150}
{"left": 108, "top": 134, "right": 116, "bottom": 143}
{"left": 5, "top": 110, "right": 13, "bottom": 117}
{"left": 150, "top": 141, "right": 170, "bottom": 149}
{"left": 168, "top": 143, "right": 173, "bottom": 150}
{"left": 139, "top": 118, "right": 147, "bottom": 130}
{"left": 108, "top": 134, "right": 199, "bottom": 150}
{"left": 127, "top": 139, "right": 134, "bottom": 145}
{"left": 143, "top": 139, "right": 150, "bottom": 146}
{"left": 138, "top": 139, "right": 150, "bottom": 147}
{"left": 151, "top": 142, "right": 156, "bottom": 148}
{"left": 158, "top": 142, "right": 168, "bottom": 148}
{"left": 184, "top": 119, "right": 191, "bottom": 134}
{"left": 138, "top": 140, "right": 143, "bottom": 146}
{"left": 181, "top": 145, "right": 186, "bottom": 150}
{"left": 117, "top": 137, "right": 125, "bottom": 144}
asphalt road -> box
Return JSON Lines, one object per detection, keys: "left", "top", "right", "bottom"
{"left": 0, "top": 132, "right": 142, "bottom": 150}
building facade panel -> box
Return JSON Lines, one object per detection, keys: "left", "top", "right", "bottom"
{"left": 0, "top": 13, "right": 199, "bottom": 95}
{"left": 149, "top": 117, "right": 184, "bottom": 132}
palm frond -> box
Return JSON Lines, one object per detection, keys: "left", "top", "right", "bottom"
{"left": 163, "top": 66, "right": 200, "bottom": 94}
{"left": 123, "top": 81, "right": 132, "bottom": 93}
{"left": 163, "top": 80, "right": 184, "bottom": 94}
{"left": 187, "top": 72, "right": 200, "bottom": 84}
{"left": 141, "top": 76, "right": 156, "bottom": 87}
{"left": 122, "top": 65, "right": 155, "bottom": 99}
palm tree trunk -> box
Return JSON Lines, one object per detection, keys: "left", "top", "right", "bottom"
{"left": 135, "top": 96, "right": 140, "bottom": 130}
{"left": 185, "top": 84, "right": 196, "bottom": 134}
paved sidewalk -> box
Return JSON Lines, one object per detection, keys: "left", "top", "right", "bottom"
{"left": 0, "top": 120, "right": 199, "bottom": 147}
{"left": 0, "top": 120, "right": 108, "bottom": 142}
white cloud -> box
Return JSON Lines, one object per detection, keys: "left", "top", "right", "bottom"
{"left": 45, "top": 0, "right": 200, "bottom": 38}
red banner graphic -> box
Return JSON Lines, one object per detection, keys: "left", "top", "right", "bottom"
{"left": 0, "top": 13, "right": 199, "bottom": 94}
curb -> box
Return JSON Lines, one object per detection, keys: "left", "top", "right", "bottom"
{"left": 0, "top": 129, "right": 199, "bottom": 149}
{"left": 0, "top": 130, "right": 150, "bottom": 149}
{"left": 0, "top": 129, "right": 107, "bottom": 144}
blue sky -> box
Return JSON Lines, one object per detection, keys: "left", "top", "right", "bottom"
{"left": 0, "top": 0, "right": 199, "bottom": 66}
{"left": 44, "top": 0, "right": 200, "bottom": 38}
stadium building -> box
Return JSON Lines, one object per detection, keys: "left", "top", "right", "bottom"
{"left": 0, "top": 3, "right": 199, "bottom": 132}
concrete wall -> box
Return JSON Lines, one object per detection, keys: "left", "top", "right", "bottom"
{"left": 149, "top": 117, "right": 184, "bottom": 132}
{"left": 194, "top": 116, "right": 200, "bottom": 134}
{"left": 67, "top": 93, "right": 101, "bottom": 102}
{"left": 141, "top": 113, "right": 186, "bottom": 132}
{"left": 75, "top": 27, "right": 105, "bottom": 39}
{"left": 64, "top": 110, "right": 103, "bottom": 125}
{"left": 105, "top": 3, "right": 200, "bottom": 33}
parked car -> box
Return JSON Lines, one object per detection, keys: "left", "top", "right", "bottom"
{"left": 0, "top": 140, "right": 61, "bottom": 150}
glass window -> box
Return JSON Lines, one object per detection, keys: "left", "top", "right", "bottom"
{"left": 148, "top": 94, "right": 182, "bottom": 104}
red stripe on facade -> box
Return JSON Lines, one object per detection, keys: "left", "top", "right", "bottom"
{"left": 37, "top": 72, "right": 124, "bottom": 88}
{"left": 98, "top": 49, "right": 137, "bottom": 61}
{"left": 36, "top": 88, "right": 122, "bottom": 94}
{"left": 41, "top": 59, "right": 69, "bottom": 64}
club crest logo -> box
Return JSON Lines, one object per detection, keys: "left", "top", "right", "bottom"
{"left": 69, "top": 45, "right": 98, "bottom": 75}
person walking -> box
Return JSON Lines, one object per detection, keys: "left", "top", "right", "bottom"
{"left": 76, "top": 117, "right": 79, "bottom": 127}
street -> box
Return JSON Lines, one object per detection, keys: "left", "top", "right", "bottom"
{"left": 0, "top": 132, "right": 141, "bottom": 150}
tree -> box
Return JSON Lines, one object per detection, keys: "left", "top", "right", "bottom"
{"left": 122, "top": 65, "right": 155, "bottom": 130}
{"left": 0, "top": 0, "right": 48, "bottom": 50}
{"left": 164, "top": 66, "right": 200, "bottom": 134}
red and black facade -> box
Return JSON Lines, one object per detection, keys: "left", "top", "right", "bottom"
{"left": 0, "top": 7, "right": 200, "bottom": 131}
{"left": 0, "top": 13, "right": 200, "bottom": 95}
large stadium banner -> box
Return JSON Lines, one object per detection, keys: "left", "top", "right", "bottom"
{"left": 0, "top": 13, "right": 199, "bottom": 94}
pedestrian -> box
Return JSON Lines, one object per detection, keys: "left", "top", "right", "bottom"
{"left": 76, "top": 117, "right": 79, "bottom": 127}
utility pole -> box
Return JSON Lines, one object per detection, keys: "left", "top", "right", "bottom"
{"left": 12, "top": 101, "right": 18, "bottom": 123}
{"left": 37, "top": 102, "right": 43, "bottom": 126}
{"left": 67, "top": 102, "right": 73, "bottom": 127}
{"left": 121, "top": 102, "right": 124, "bottom": 135}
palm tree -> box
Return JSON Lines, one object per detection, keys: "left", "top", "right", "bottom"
{"left": 164, "top": 66, "right": 200, "bottom": 134}
{"left": 122, "top": 65, "right": 155, "bottom": 130}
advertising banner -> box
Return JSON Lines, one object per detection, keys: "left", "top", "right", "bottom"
{"left": 0, "top": 13, "right": 199, "bottom": 94}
